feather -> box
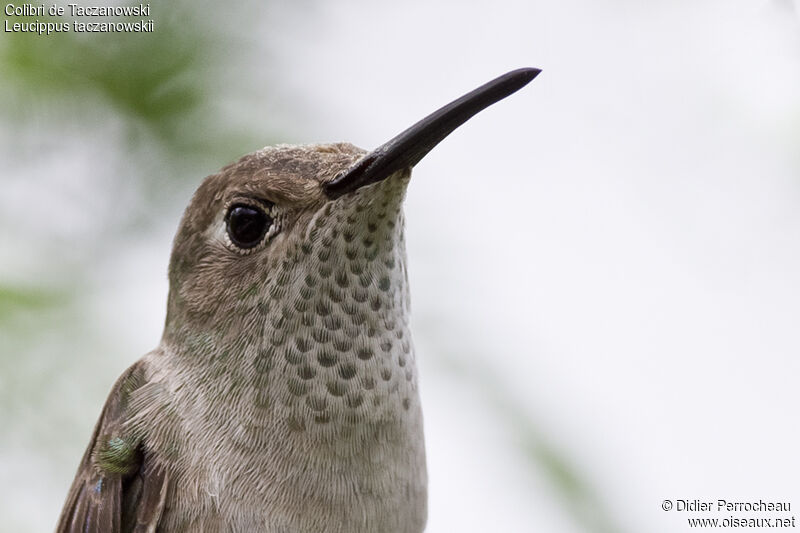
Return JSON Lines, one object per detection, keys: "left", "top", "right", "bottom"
{"left": 56, "top": 361, "right": 168, "bottom": 533}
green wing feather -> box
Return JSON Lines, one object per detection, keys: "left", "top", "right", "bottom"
{"left": 56, "top": 360, "right": 169, "bottom": 533}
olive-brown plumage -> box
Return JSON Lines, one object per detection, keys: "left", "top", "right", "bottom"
{"left": 56, "top": 68, "right": 539, "bottom": 533}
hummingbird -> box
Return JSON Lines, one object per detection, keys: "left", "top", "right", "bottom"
{"left": 56, "top": 68, "right": 540, "bottom": 533}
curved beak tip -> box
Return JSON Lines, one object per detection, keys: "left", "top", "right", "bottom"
{"left": 325, "top": 67, "right": 542, "bottom": 198}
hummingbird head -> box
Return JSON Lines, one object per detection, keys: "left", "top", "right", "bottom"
{"left": 161, "top": 142, "right": 419, "bottom": 438}
{"left": 163, "top": 68, "right": 541, "bottom": 345}
{"left": 159, "top": 68, "right": 539, "bottom": 436}
{"left": 163, "top": 142, "right": 408, "bottom": 341}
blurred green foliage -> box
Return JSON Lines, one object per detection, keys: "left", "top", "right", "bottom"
{"left": 0, "top": 0, "right": 276, "bottom": 309}
{"left": 1, "top": 3, "right": 251, "bottom": 160}
{"left": 0, "top": 284, "right": 66, "bottom": 319}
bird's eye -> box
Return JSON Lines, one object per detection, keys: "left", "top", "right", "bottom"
{"left": 226, "top": 204, "right": 273, "bottom": 249}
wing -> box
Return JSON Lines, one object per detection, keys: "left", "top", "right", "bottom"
{"left": 56, "top": 360, "right": 169, "bottom": 533}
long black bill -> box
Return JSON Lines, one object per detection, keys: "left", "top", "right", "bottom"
{"left": 324, "top": 67, "right": 541, "bottom": 198}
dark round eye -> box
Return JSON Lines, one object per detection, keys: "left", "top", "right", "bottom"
{"left": 226, "top": 204, "right": 273, "bottom": 249}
